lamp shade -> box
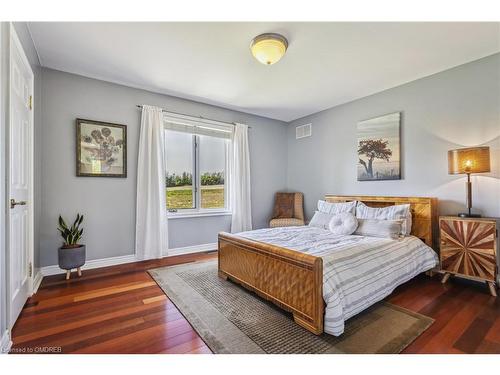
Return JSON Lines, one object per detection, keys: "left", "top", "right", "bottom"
{"left": 448, "top": 146, "right": 490, "bottom": 174}
{"left": 250, "top": 33, "right": 288, "bottom": 65}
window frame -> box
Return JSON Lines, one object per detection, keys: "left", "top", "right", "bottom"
{"left": 164, "top": 125, "right": 231, "bottom": 217}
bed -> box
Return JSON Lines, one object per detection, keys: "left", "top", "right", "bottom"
{"left": 218, "top": 195, "right": 439, "bottom": 336}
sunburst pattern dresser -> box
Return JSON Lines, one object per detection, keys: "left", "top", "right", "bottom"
{"left": 439, "top": 216, "right": 499, "bottom": 296}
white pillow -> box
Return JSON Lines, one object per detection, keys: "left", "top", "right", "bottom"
{"left": 328, "top": 212, "right": 358, "bottom": 235}
{"left": 309, "top": 211, "right": 334, "bottom": 230}
{"left": 354, "top": 219, "right": 404, "bottom": 239}
{"left": 355, "top": 202, "right": 412, "bottom": 235}
{"left": 317, "top": 200, "right": 357, "bottom": 215}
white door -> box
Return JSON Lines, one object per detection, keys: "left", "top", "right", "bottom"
{"left": 8, "top": 24, "right": 34, "bottom": 328}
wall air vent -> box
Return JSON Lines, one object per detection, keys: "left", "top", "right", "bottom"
{"left": 296, "top": 123, "right": 312, "bottom": 139}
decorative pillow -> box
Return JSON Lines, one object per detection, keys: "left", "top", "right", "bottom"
{"left": 355, "top": 202, "right": 412, "bottom": 235}
{"left": 317, "top": 200, "right": 357, "bottom": 215}
{"left": 309, "top": 211, "right": 334, "bottom": 230}
{"left": 405, "top": 210, "right": 412, "bottom": 235}
{"left": 272, "top": 192, "right": 295, "bottom": 219}
{"left": 354, "top": 219, "right": 404, "bottom": 239}
{"left": 328, "top": 212, "right": 358, "bottom": 236}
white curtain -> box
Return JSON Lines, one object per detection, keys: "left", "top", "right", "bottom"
{"left": 135, "top": 105, "right": 168, "bottom": 259}
{"left": 230, "top": 123, "right": 252, "bottom": 233}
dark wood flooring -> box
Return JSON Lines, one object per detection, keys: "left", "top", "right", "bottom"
{"left": 10, "top": 252, "right": 500, "bottom": 354}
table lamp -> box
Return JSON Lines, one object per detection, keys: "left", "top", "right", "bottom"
{"left": 448, "top": 146, "right": 490, "bottom": 217}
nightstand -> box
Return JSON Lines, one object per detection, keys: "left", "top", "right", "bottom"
{"left": 439, "top": 216, "right": 498, "bottom": 296}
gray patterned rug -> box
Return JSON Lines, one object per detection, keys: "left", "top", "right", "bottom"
{"left": 149, "top": 261, "right": 433, "bottom": 354}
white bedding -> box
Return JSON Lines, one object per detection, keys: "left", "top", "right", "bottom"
{"left": 237, "top": 226, "right": 438, "bottom": 336}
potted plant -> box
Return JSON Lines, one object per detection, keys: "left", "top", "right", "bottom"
{"left": 57, "top": 213, "right": 85, "bottom": 280}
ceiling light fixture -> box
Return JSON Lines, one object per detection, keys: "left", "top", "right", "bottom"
{"left": 250, "top": 33, "right": 288, "bottom": 65}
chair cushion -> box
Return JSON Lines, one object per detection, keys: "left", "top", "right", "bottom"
{"left": 328, "top": 212, "right": 358, "bottom": 235}
{"left": 269, "top": 218, "right": 305, "bottom": 228}
{"left": 272, "top": 193, "right": 296, "bottom": 219}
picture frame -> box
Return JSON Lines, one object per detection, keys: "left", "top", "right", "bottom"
{"left": 357, "top": 112, "right": 401, "bottom": 181}
{"left": 76, "top": 118, "right": 127, "bottom": 177}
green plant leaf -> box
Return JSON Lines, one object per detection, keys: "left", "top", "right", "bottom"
{"left": 58, "top": 215, "right": 69, "bottom": 231}
{"left": 58, "top": 214, "right": 84, "bottom": 246}
{"left": 73, "top": 214, "right": 80, "bottom": 228}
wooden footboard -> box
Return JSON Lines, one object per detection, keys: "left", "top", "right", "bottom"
{"left": 218, "top": 232, "right": 324, "bottom": 335}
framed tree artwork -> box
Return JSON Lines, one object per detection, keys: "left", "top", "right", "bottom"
{"left": 357, "top": 112, "right": 401, "bottom": 181}
{"left": 76, "top": 119, "right": 127, "bottom": 177}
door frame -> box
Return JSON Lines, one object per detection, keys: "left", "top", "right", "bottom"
{"left": 6, "top": 22, "right": 35, "bottom": 330}
{"left": 0, "top": 22, "right": 9, "bottom": 353}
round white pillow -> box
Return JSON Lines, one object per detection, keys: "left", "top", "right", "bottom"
{"left": 328, "top": 212, "right": 358, "bottom": 235}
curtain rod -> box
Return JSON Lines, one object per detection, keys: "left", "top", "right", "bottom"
{"left": 136, "top": 105, "right": 252, "bottom": 128}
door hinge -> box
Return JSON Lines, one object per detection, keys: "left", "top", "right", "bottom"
{"left": 28, "top": 262, "right": 32, "bottom": 277}
{"left": 29, "top": 95, "right": 32, "bottom": 110}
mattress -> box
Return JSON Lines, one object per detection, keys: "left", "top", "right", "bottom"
{"left": 237, "top": 226, "right": 438, "bottom": 336}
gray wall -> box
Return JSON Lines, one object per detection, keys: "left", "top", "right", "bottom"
{"left": 287, "top": 53, "right": 500, "bottom": 220}
{"left": 39, "top": 68, "right": 287, "bottom": 267}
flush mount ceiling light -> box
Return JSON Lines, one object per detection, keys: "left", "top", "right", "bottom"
{"left": 250, "top": 33, "right": 288, "bottom": 65}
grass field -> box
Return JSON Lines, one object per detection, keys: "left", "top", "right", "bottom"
{"left": 167, "top": 185, "right": 224, "bottom": 209}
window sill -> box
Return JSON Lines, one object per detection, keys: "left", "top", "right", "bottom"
{"left": 167, "top": 211, "right": 232, "bottom": 220}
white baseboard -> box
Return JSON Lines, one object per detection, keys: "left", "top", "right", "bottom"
{"left": 166, "top": 242, "right": 218, "bottom": 257}
{"left": 39, "top": 243, "right": 218, "bottom": 277}
{"left": 40, "top": 254, "right": 137, "bottom": 276}
{"left": 1, "top": 330, "right": 12, "bottom": 354}
{"left": 32, "top": 270, "right": 43, "bottom": 294}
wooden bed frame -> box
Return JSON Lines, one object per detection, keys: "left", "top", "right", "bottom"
{"left": 218, "top": 195, "right": 438, "bottom": 335}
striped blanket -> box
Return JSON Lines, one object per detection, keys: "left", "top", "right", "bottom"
{"left": 238, "top": 226, "right": 438, "bottom": 336}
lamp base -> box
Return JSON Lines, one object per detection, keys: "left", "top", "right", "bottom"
{"left": 458, "top": 212, "right": 482, "bottom": 218}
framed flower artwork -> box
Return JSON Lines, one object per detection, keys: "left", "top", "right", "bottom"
{"left": 76, "top": 119, "right": 127, "bottom": 177}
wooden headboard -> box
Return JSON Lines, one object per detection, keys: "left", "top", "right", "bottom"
{"left": 325, "top": 195, "right": 438, "bottom": 249}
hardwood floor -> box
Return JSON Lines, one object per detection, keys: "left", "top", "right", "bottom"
{"left": 10, "top": 252, "right": 500, "bottom": 354}
{"left": 10, "top": 252, "right": 216, "bottom": 354}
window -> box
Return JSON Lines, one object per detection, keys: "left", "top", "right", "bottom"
{"left": 199, "top": 135, "right": 228, "bottom": 209}
{"left": 164, "top": 115, "right": 231, "bottom": 214}
{"left": 165, "top": 131, "right": 195, "bottom": 210}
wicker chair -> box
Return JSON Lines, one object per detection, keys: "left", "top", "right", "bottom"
{"left": 269, "top": 192, "right": 305, "bottom": 228}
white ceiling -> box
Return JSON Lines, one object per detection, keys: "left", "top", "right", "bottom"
{"left": 28, "top": 22, "right": 500, "bottom": 122}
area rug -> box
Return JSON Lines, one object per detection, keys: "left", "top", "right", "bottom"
{"left": 149, "top": 261, "right": 433, "bottom": 354}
